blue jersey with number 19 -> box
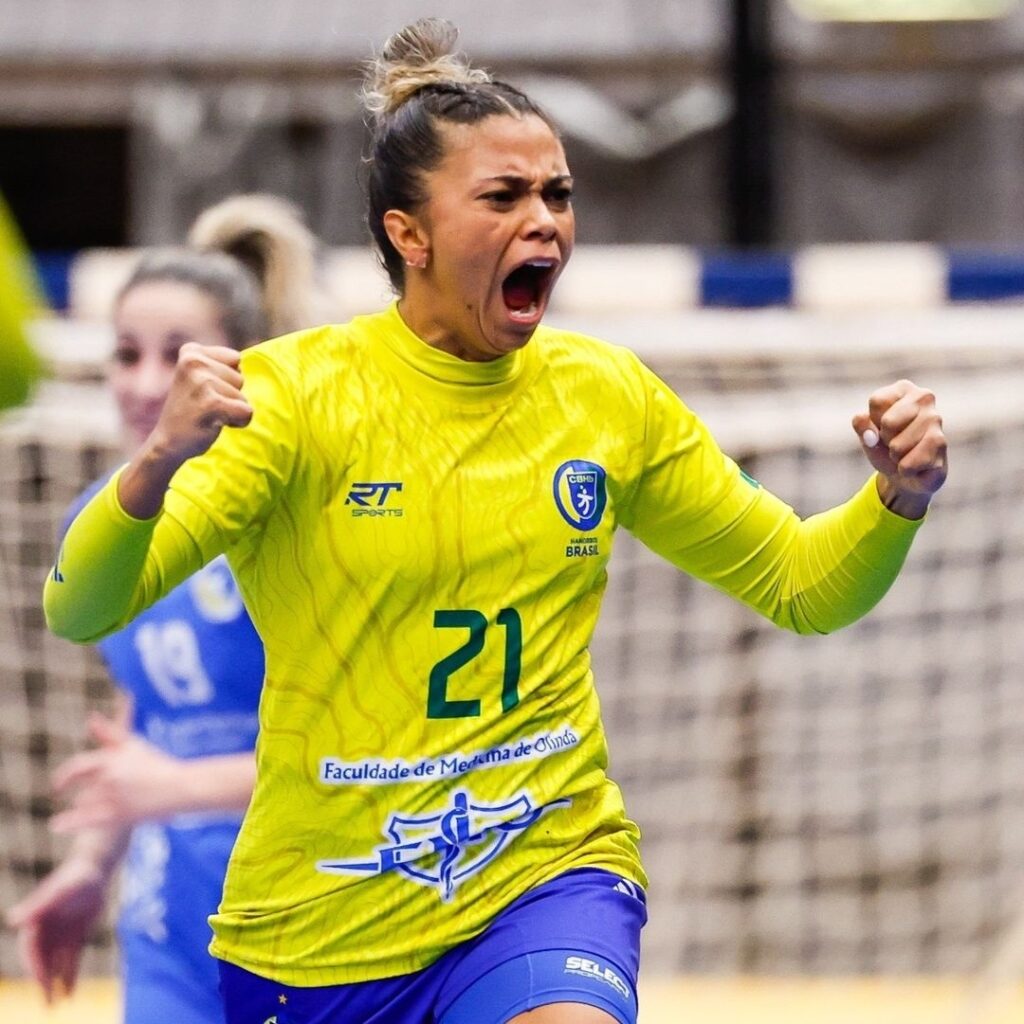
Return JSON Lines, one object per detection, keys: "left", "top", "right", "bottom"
{"left": 46, "top": 302, "right": 923, "bottom": 987}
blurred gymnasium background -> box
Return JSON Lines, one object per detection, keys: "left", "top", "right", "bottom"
{"left": 4, "top": 1, "right": 1024, "bottom": 1021}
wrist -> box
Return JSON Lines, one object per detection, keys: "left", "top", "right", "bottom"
{"left": 875, "top": 475, "right": 931, "bottom": 521}
{"left": 68, "top": 826, "right": 130, "bottom": 878}
{"left": 118, "top": 439, "right": 184, "bottom": 520}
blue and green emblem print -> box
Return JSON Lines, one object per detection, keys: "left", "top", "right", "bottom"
{"left": 553, "top": 460, "right": 607, "bottom": 532}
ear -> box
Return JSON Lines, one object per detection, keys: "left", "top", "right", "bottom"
{"left": 383, "top": 209, "right": 430, "bottom": 270}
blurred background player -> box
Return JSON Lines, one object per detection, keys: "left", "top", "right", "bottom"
{"left": 6, "top": 194, "right": 327, "bottom": 1023}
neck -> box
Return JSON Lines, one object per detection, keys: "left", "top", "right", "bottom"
{"left": 397, "top": 282, "right": 501, "bottom": 363}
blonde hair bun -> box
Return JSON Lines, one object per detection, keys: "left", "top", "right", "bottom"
{"left": 363, "top": 18, "right": 491, "bottom": 119}
{"left": 187, "top": 194, "right": 325, "bottom": 338}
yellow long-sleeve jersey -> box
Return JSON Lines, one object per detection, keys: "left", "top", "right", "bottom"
{"left": 45, "top": 303, "right": 922, "bottom": 985}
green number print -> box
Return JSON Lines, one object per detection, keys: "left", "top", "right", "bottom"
{"left": 428, "top": 607, "right": 523, "bottom": 719}
{"left": 496, "top": 607, "right": 522, "bottom": 713}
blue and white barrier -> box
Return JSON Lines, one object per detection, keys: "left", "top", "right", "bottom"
{"left": 35, "top": 243, "right": 1024, "bottom": 318}
{"left": 554, "top": 244, "right": 1024, "bottom": 313}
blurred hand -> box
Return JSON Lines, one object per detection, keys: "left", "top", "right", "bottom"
{"left": 852, "top": 379, "right": 947, "bottom": 520}
{"left": 5, "top": 853, "right": 109, "bottom": 1004}
{"left": 50, "top": 712, "right": 187, "bottom": 832}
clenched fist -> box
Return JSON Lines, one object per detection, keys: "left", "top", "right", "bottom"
{"left": 148, "top": 342, "right": 253, "bottom": 463}
{"left": 852, "top": 379, "right": 948, "bottom": 520}
{"left": 118, "top": 343, "right": 253, "bottom": 519}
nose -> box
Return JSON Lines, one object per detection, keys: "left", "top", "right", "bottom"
{"left": 134, "top": 355, "right": 172, "bottom": 402}
{"left": 521, "top": 194, "right": 558, "bottom": 242}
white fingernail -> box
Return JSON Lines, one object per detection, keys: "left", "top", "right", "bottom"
{"left": 862, "top": 429, "right": 879, "bottom": 448}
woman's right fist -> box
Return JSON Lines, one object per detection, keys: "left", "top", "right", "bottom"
{"left": 149, "top": 342, "right": 253, "bottom": 463}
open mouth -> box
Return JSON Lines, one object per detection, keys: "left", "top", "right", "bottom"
{"left": 501, "top": 259, "right": 557, "bottom": 321}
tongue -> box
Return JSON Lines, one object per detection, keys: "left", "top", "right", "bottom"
{"left": 504, "top": 281, "right": 535, "bottom": 311}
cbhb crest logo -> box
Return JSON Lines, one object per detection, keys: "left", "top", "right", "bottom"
{"left": 552, "top": 460, "right": 607, "bottom": 532}
{"left": 316, "top": 789, "right": 570, "bottom": 902}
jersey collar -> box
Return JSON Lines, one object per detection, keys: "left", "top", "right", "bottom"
{"left": 378, "top": 302, "right": 529, "bottom": 389}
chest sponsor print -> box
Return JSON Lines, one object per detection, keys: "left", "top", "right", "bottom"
{"left": 320, "top": 725, "right": 579, "bottom": 786}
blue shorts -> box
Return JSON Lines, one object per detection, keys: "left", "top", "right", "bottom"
{"left": 121, "top": 928, "right": 227, "bottom": 1023}
{"left": 124, "top": 963, "right": 226, "bottom": 1024}
{"left": 218, "top": 868, "right": 646, "bottom": 1024}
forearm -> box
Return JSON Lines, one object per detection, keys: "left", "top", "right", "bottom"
{"left": 169, "top": 753, "right": 255, "bottom": 816}
{"left": 729, "top": 475, "right": 922, "bottom": 634}
{"left": 774, "top": 476, "right": 923, "bottom": 633}
{"left": 45, "top": 468, "right": 159, "bottom": 643}
{"left": 44, "top": 468, "right": 205, "bottom": 643}
{"left": 659, "top": 475, "right": 923, "bottom": 635}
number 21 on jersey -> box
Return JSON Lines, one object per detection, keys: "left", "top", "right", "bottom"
{"left": 428, "top": 607, "right": 522, "bottom": 719}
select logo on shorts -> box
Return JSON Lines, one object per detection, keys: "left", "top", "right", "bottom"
{"left": 552, "top": 460, "right": 607, "bottom": 532}
{"left": 316, "top": 788, "right": 570, "bottom": 902}
{"left": 563, "top": 955, "right": 632, "bottom": 1003}
{"left": 345, "top": 481, "right": 403, "bottom": 517}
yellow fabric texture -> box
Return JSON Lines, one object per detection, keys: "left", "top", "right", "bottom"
{"left": 0, "top": 195, "right": 43, "bottom": 411}
{"left": 45, "top": 303, "right": 922, "bottom": 985}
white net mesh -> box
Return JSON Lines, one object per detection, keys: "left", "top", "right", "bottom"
{"left": 589, "top": 311, "right": 1024, "bottom": 975}
{"left": 0, "top": 380, "right": 121, "bottom": 977}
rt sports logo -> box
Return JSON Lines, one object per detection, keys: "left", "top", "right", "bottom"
{"left": 345, "top": 481, "right": 403, "bottom": 517}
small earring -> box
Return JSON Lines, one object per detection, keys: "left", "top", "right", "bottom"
{"left": 405, "top": 254, "right": 428, "bottom": 270}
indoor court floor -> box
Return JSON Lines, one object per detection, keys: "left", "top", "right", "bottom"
{"left": 2, "top": 976, "right": 1023, "bottom": 1023}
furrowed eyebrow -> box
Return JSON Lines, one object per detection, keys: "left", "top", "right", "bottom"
{"left": 479, "top": 174, "right": 574, "bottom": 189}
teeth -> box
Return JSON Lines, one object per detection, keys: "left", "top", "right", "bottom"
{"left": 509, "top": 301, "right": 538, "bottom": 319}
{"left": 524, "top": 259, "right": 555, "bottom": 269}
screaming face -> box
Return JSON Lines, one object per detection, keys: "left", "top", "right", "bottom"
{"left": 392, "top": 113, "right": 575, "bottom": 362}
